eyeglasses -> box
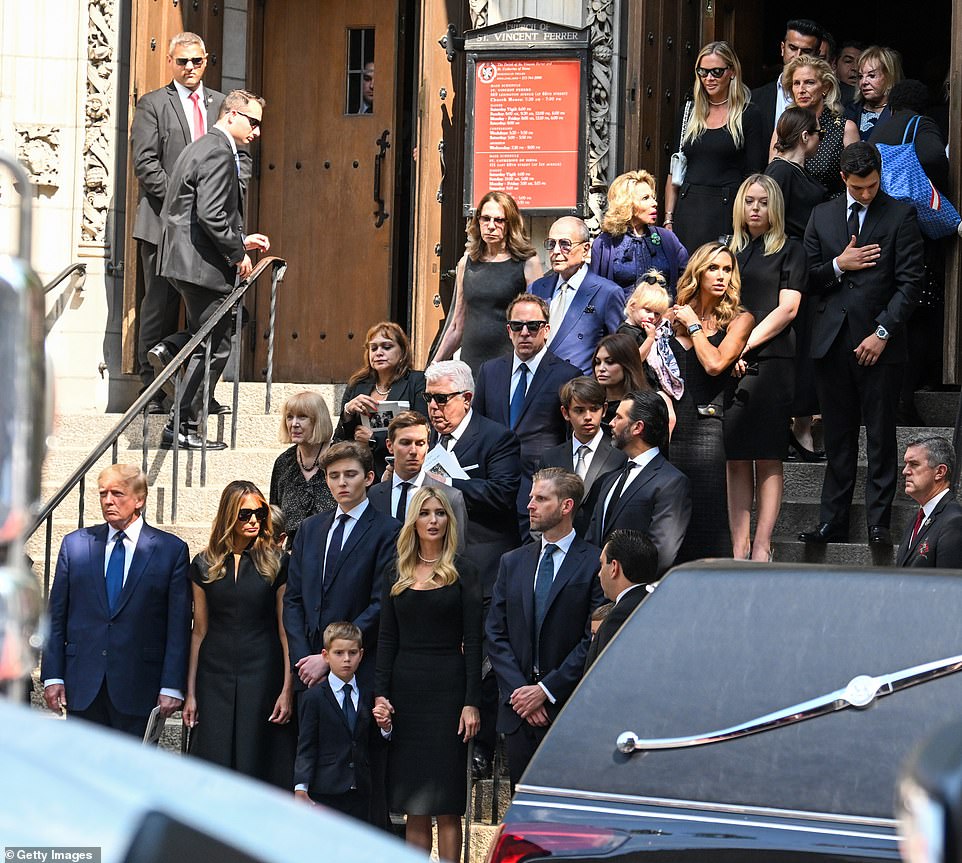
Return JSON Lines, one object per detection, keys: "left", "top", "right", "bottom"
{"left": 234, "top": 110, "right": 261, "bottom": 130}
{"left": 479, "top": 215, "right": 507, "bottom": 225}
{"left": 811, "top": 127, "right": 823, "bottom": 137}
{"left": 237, "top": 506, "right": 268, "bottom": 523}
{"left": 507, "top": 320, "right": 548, "bottom": 333}
{"left": 174, "top": 56, "right": 206, "bottom": 67}
{"left": 423, "top": 391, "right": 465, "bottom": 406}
{"left": 544, "top": 238, "right": 586, "bottom": 253}
{"left": 696, "top": 66, "right": 731, "bottom": 79}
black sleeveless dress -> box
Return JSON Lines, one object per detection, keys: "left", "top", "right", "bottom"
{"left": 459, "top": 257, "right": 528, "bottom": 374}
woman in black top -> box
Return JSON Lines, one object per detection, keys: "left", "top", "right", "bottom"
{"left": 592, "top": 333, "right": 650, "bottom": 430}
{"left": 725, "top": 176, "right": 805, "bottom": 561}
{"left": 846, "top": 45, "right": 903, "bottom": 140}
{"left": 663, "top": 41, "right": 766, "bottom": 252}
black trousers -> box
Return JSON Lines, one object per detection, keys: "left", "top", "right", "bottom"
{"left": 69, "top": 679, "right": 151, "bottom": 739}
{"left": 137, "top": 241, "right": 183, "bottom": 386}
{"left": 310, "top": 789, "right": 372, "bottom": 823}
{"left": 814, "top": 322, "right": 902, "bottom": 530}
{"left": 505, "top": 721, "right": 549, "bottom": 787}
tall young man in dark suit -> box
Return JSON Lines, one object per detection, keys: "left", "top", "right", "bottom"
{"left": 586, "top": 390, "right": 691, "bottom": 575}
{"left": 527, "top": 217, "right": 623, "bottom": 375}
{"left": 131, "top": 33, "right": 225, "bottom": 408}
{"left": 537, "top": 376, "right": 627, "bottom": 536}
{"left": 897, "top": 436, "right": 962, "bottom": 567}
{"left": 473, "top": 293, "right": 580, "bottom": 530}
{"left": 42, "top": 465, "right": 191, "bottom": 737}
{"left": 799, "top": 142, "right": 924, "bottom": 546}
{"left": 157, "top": 90, "right": 270, "bottom": 450}
{"left": 487, "top": 468, "right": 605, "bottom": 784}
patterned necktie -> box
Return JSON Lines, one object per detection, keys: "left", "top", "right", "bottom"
{"left": 341, "top": 682, "right": 357, "bottom": 732}
{"left": 324, "top": 513, "right": 350, "bottom": 584}
{"left": 534, "top": 543, "right": 558, "bottom": 639}
{"left": 189, "top": 91, "right": 205, "bottom": 141}
{"left": 574, "top": 444, "right": 589, "bottom": 480}
{"left": 910, "top": 507, "right": 925, "bottom": 544}
{"left": 847, "top": 201, "right": 863, "bottom": 239}
{"left": 509, "top": 362, "right": 529, "bottom": 428}
{"left": 105, "top": 531, "right": 127, "bottom": 611}
{"left": 395, "top": 481, "right": 411, "bottom": 521}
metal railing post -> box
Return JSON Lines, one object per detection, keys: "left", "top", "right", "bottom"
{"left": 200, "top": 337, "right": 212, "bottom": 487}
{"left": 231, "top": 300, "right": 242, "bottom": 449}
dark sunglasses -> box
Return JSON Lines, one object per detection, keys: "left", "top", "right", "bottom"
{"left": 174, "top": 56, "right": 206, "bottom": 67}
{"left": 544, "top": 238, "right": 585, "bottom": 253}
{"left": 507, "top": 320, "right": 547, "bottom": 333}
{"left": 237, "top": 506, "right": 269, "bottom": 523}
{"left": 810, "top": 127, "right": 823, "bottom": 137}
{"left": 234, "top": 110, "right": 261, "bottom": 130}
{"left": 696, "top": 66, "right": 731, "bottom": 79}
{"left": 423, "top": 391, "right": 465, "bottom": 406}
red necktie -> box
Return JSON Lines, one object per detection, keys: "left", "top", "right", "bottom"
{"left": 189, "top": 92, "right": 205, "bottom": 141}
{"left": 910, "top": 507, "right": 925, "bottom": 544}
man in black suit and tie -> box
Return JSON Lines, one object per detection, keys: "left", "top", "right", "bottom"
{"left": 486, "top": 468, "right": 605, "bottom": 784}
{"left": 367, "top": 410, "right": 468, "bottom": 549}
{"left": 586, "top": 390, "right": 691, "bottom": 575}
{"left": 131, "top": 33, "right": 225, "bottom": 408}
{"left": 156, "top": 89, "right": 270, "bottom": 450}
{"left": 42, "top": 465, "right": 191, "bottom": 737}
{"left": 537, "top": 376, "right": 627, "bottom": 536}
{"left": 751, "top": 19, "right": 823, "bottom": 145}
{"left": 896, "top": 436, "right": 962, "bottom": 567}
{"left": 799, "top": 142, "right": 924, "bottom": 546}
{"left": 473, "top": 294, "right": 581, "bottom": 528}
{"left": 584, "top": 530, "right": 658, "bottom": 670}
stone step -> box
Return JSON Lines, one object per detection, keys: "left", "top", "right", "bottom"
{"left": 914, "top": 390, "right": 960, "bottom": 428}
{"left": 781, "top": 462, "right": 929, "bottom": 503}
{"left": 771, "top": 540, "right": 896, "bottom": 567}
{"left": 774, "top": 498, "right": 917, "bottom": 540}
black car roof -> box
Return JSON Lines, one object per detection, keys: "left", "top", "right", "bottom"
{"left": 523, "top": 562, "right": 962, "bottom": 820}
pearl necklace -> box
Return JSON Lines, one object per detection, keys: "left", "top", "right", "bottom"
{"left": 708, "top": 97, "right": 729, "bottom": 106}
{"left": 374, "top": 382, "right": 391, "bottom": 396}
{"left": 417, "top": 552, "right": 441, "bottom": 564}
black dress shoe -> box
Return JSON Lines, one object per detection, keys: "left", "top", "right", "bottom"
{"left": 160, "top": 425, "right": 227, "bottom": 451}
{"left": 148, "top": 344, "right": 176, "bottom": 399}
{"left": 146, "top": 394, "right": 169, "bottom": 414}
{"left": 208, "top": 399, "right": 232, "bottom": 415}
{"left": 798, "top": 523, "right": 848, "bottom": 543}
{"left": 868, "top": 526, "right": 893, "bottom": 546}
{"left": 788, "top": 432, "right": 826, "bottom": 463}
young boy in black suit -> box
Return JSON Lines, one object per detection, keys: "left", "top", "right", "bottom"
{"left": 293, "top": 622, "right": 380, "bottom": 822}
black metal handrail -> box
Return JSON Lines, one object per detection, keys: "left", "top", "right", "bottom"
{"left": 28, "top": 255, "right": 287, "bottom": 598}
{"left": 43, "top": 263, "right": 86, "bottom": 294}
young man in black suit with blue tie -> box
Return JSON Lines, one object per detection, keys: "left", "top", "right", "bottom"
{"left": 799, "top": 142, "right": 924, "bottom": 546}
{"left": 487, "top": 468, "right": 605, "bottom": 784}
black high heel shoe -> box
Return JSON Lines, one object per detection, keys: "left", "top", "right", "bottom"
{"left": 788, "top": 431, "right": 826, "bottom": 463}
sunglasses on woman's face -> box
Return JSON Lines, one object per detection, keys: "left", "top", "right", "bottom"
{"left": 237, "top": 506, "right": 269, "bottom": 523}
{"left": 696, "top": 66, "right": 731, "bottom": 79}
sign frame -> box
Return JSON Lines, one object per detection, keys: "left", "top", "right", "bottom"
{"left": 462, "top": 18, "right": 590, "bottom": 217}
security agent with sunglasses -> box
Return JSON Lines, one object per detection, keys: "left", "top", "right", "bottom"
{"left": 157, "top": 89, "right": 270, "bottom": 450}
{"left": 528, "top": 217, "right": 624, "bottom": 375}
{"left": 473, "top": 294, "right": 581, "bottom": 536}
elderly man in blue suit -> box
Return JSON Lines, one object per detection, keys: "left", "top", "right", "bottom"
{"left": 528, "top": 216, "right": 624, "bottom": 375}
{"left": 42, "top": 465, "right": 191, "bottom": 737}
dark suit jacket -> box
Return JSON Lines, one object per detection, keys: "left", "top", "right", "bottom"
{"left": 585, "top": 451, "right": 692, "bottom": 576}
{"left": 437, "top": 412, "right": 523, "bottom": 595}
{"left": 751, "top": 80, "right": 779, "bottom": 146}
{"left": 131, "top": 82, "right": 225, "bottom": 245}
{"left": 584, "top": 584, "right": 649, "bottom": 671}
{"left": 367, "top": 475, "right": 469, "bottom": 551}
{"left": 528, "top": 270, "right": 624, "bottom": 374}
{"left": 41, "top": 521, "right": 191, "bottom": 716}
{"left": 486, "top": 537, "right": 605, "bottom": 734}
{"left": 896, "top": 493, "right": 962, "bottom": 568}
{"left": 283, "top": 503, "right": 400, "bottom": 690}
{"left": 293, "top": 678, "right": 377, "bottom": 797}
{"left": 537, "top": 433, "right": 628, "bottom": 536}
{"left": 157, "top": 130, "right": 247, "bottom": 291}
{"left": 804, "top": 190, "right": 924, "bottom": 362}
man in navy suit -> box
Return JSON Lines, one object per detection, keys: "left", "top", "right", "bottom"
{"left": 131, "top": 32, "right": 225, "bottom": 407}
{"left": 586, "top": 390, "right": 691, "bottom": 575}
{"left": 527, "top": 217, "right": 623, "bottom": 374}
{"left": 537, "top": 377, "right": 627, "bottom": 536}
{"left": 487, "top": 468, "right": 605, "bottom": 784}
{"left": 42, "top": 465, "right": 191, "bottom": 737}
{"left": 473, "top": 294, "right": 580, "bottom": 529}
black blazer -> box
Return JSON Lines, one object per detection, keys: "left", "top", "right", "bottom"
{"left": 751, "top": 80, "right": 779, "bottom": 146}
{"left": 293, "top": 678, "right": 377, "bottom": 797}
{"left": 585, "top": 451, "right": 691, "bottom": 576}
{"left": 584, "top": 584, "right": 649, "bottom": 671}
{"left": 283, "top": 503, "right": 400, "bottom": 690}
{"left": 803, "top": 190, "right": 924, "bottom": 362}
{"left": 537, "top": 433, "right": 627, "bottom": 536}
{"left": 896, "top": 494, "right": 962, "bottom": 568}
{"left": 367, "top": 475, "right": 469, "bottom": 551}
{"left": 486, "top": 537, "right": 605, "bottom": 734}
{"left": 131, "top": 82, "right": 225, "bottom": 245}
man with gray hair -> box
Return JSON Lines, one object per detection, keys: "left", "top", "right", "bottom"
{"left": 896, "top": 436, "right": 962, "bottom": 567}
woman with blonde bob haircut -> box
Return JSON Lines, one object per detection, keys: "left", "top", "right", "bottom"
{"left": 269, "top": 390, "right": 335, "bottom": 543}
{"left": 375, "top": 486, "right": 482, "bottom": 861}
{"left": 848, "top": 45, "right": 903, "bottom": 139}
{"left": 725, "top": 175, "right": 806, "bottom": 561}
{"left": 664, "top": 41, "right": 766, "bottom": 253}
{"left": 185, "top": 480, "right": 295, "bottom": 787}
{"left": 590, "top": 170, "right": 689, "bottom": 299}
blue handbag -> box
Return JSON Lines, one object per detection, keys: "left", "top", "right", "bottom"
{"left": 877, "top": 115, "right": 960, "bottom": 239}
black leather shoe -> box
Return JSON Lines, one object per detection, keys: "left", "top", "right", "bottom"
{"left": 208, "top": 399, "right": 232, "bottom": 415}
{"left": 798, "top": 523, "right": 848, "bottom": 543}
{"left": 146, "top": 394, "right": 168, "bottom": 414}
{"left": 148, "top": 344, "right": 176, "bottom": 399}
{"left": 788, "top": 432, "right": 826, "bottom": 463}
{"left": 868, "top": 526, "right": 892, "bottom": 546}
{"left": 160, "top": 425, "right": 227, "bottom": 451}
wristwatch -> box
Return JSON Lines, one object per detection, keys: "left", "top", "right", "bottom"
{"left": 875, "top": 324, "right": 890, "bottom": 341}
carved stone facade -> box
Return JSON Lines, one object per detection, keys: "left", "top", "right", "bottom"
{"left": 15, "top": 124, "right": 61, "bottom": 187}
{"left": 468, "top": 0, "right": 488, "bottom": 28}
{"left": 585, "top": 0, "right": 614, "bottom": 233}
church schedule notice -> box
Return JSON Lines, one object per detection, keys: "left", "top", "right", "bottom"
{"left": 473, "top": 58, "right": 581, "bottom": 210}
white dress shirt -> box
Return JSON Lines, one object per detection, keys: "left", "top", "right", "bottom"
{"left": 548, "top": 264, "right": 589, "bottom": 337}
{"left": 571, "top": 428, "right": 605, "bottom": 476}
{"left": 601, "top": 446, "right": 661, "bottom": 515}
{"left": 535, "top": 529, "right": 577, "bottom": 704}
{"left": 832, "top": 192, "right": 870, "bottom": 277}
{"left": 324, "top": 499, "right": 369, "bottom": 560}
{"left": 391, "top": 468, "right": 429, "bottom": 518}
{"left": 172, "top": 80, "right": 208, "bottom": 138}
{"left": 511, "top": 345, "right": 547, "bottom": 404}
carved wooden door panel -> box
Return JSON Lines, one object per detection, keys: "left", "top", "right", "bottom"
{"left": 251, "top": 0, "right": 399, "bottom": 382}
